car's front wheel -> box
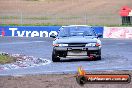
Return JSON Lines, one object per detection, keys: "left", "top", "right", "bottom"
{"left": 52, "top": 50, "right": 60, "bottom": 62}
{"left": 95, "top": 49, "right": 101, "bottom": 60}
{"left": 96, "top": 56, "right": 101, "bottom": 60}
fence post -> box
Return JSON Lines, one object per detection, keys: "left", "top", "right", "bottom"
{"left": 20, "top": 12, "right": 23, "bottom": 25}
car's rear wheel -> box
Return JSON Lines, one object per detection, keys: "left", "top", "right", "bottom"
{"left": 52, "top": 50, "right": 60, "bottom": 62}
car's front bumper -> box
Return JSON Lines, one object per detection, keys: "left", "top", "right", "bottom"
{"left": 54, "top": 46, "right": 100, "bottom": 51}
{"left": 53, "top": 46, "right": 101, "bottom": 57}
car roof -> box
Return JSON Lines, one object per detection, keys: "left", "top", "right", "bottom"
{"left": 62, "top": 25, "right": 92, "bottom": 28}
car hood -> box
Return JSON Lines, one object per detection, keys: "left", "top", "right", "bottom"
{"left": 54, "top": 36, "right": 98, "bottom": 44}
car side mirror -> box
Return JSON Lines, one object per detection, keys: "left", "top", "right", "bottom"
{"left": 50, "top": 33, "right": 56, "bottom": 38}
{"left": 97, "top": 33, "right": 102, "bottom": 38}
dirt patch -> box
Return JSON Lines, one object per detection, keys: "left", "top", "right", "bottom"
{"left": 0, "top": 71, "right": 131, "bottom": 88}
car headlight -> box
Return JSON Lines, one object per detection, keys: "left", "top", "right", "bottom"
{"left": 59, "top": 44, "right": 68, "bottom": 46}
{"left": 86, "top": 43, "right": 96, "bottom": 47}
{"left": 53, "top": 44, "right": 68, "bottom": 47}
{"left": 86, "top": 43, "right": 101, "bottom": 47}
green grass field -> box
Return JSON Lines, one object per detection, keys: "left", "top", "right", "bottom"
{"left": 0, "top": 0, "right": 131, "bottom": 26}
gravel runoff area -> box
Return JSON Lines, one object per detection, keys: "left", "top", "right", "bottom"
{"left": 0, "top": 71, "right": 131, "bottom": 88}
{"left": 0, "top": 52, "right": 51, "bottom": 71}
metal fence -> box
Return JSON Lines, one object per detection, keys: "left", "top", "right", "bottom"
{"left": 0, "top": 12, "right": 122, "bottom": 25}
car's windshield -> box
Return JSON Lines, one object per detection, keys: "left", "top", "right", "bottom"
{"left": 58, "top": 26, "right": 96, "bottom": 37}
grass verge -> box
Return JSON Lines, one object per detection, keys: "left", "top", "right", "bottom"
{"left": 0, "top": 54, "right": 16, "bottom": 64}
{"left": 0, "top": 23, "right": 132, "bottom": 26}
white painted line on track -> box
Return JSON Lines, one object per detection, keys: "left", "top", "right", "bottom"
{"left": 116, "top": 43, "right": 126, "bottom": 45}
{"left": 0, "top": 41, "right": 46, "bottom": 45}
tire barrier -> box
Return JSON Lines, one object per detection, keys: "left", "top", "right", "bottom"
{"left": 119, "top": 6, "right": 132, "bottom": 25}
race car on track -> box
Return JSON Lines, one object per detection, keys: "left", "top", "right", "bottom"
{"left": 50, "top": 25, "right": 102, "bottom": 62}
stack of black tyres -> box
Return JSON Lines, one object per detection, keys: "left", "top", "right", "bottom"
{"left": 122, "top": 16, "right": 132, "bottom": 25}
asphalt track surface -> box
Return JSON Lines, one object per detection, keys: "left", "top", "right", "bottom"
{"left": 0, "top": 37, "right": 132, "bottom": 76}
